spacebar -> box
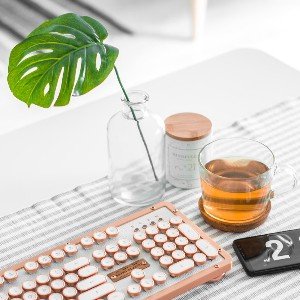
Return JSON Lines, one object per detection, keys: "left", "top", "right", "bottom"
{"left": 78, "top": 282, "right": 116, "bottom": 300}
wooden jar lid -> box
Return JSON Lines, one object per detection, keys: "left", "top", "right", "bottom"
{"left": 165, "top": 113, "right": 212, "bottom": 141}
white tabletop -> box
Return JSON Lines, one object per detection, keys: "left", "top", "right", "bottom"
{"left": 1, "top": 48, "right": 300, "bottom": 216}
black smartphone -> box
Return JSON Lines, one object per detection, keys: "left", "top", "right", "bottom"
{"left": 233, "top": 228, "right": 300, "bottom": 276}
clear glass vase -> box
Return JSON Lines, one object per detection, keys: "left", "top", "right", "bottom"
{"left": 107, "top": 90, "right": 166, "bottom": 206}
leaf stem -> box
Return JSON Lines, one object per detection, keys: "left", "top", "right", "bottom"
{"left": 113, "top": 66, "right": 158, "bottom": 181}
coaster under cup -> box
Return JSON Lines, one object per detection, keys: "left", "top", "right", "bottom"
{"left": 198, "top": 197, "right": 271, "bottom": 232}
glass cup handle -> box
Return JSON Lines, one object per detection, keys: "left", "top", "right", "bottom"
{"left": 272, "top": 164, "right": 297, "bottom": 198}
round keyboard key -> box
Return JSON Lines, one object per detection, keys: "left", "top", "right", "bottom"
{"left": 126, "top": 246, "right": 140, "bottom": 259}
{"left": 172, "top": 250, "right": 186, "bottom": 262}
{"left": 166, "top": 228, "right": 180, "bottom": 241}
{"left": 107, "top": 291, "right": 125, "bottom": 300}
{"left": 93, "top": 231, "right": 107, "bottom": 243}
{"left": 37, "top": 285, "right": 52, "bottom": 297}
{"left": 105, "top": 244, "right": 119, "bottom": 256}
{"left": 24, "top": 261, "right": 39, "bottom": 274}
{"left": 153, "top": 234, "right": 167, "bottom": 247}
{"left": 64, "top": 273, "right": 79, "bottom": 286}
{"left": 131, "top": 269, "right": 145, "bottom": 282}
{"left": 100, "top": 257, "right": 115, "bottom": 270}
{"left": 133, "top": 231, "right": 147, "bottom": 244}
{"left": 78, "top": 265, "right": 98, "bottom": 279}
{"left": 152, "top": 272, "right": 167, "bottom": 285}
{"left": 92, "top": 249, "right": 107, "bottom": 262}
{"left": 8, "top": 287, "right": 23, "bottom": 298}
{"left": 105, "top": 227, "right": 119, "bottom": 238}
{"left": 127, "top": 284, "right": 141, "bottom": 297}
{"left": 51, "top": 279, "right": 65, "bottom": 292}
{"left": 150, "top": 247, "right": 165, "bottom": 260}
{"left": 62, "top": 287, "right": 78, "bottom": 298}
{"left": 80, "top": 237, "right": 95, "bottom": 249}
{"left": 175, "top": 236, "right": 189, "bottom": 250}
{"left": 142, "top": 239, "right": 156, "bottom": 252}
{"left": 49, "top": 293, "right": 63, "bottom": 300}
{"left": 169, "top": 216, "right": 183, "bottom": 227}
{"left": 4, "top": 270, "right": 18, "bottom": 283}
{"left": 36, "top": 274, "right": 50, "bottom": 285}
{"left": 22, "top": 280, "right": 37, "bottom": 291}
{"left": 0, "top": 276, "right": 4, "bottom": 287}
{"left": 50, "top": 268, "right": 64, "bottom": 279}
{"left": 0, "top": 293, "right": 8, "bottom": 300}
{"left": 145, "top": 226, "right": 159, "bottom": 238}
{"left": 37, "top": 255, "right": 52, "bottom": 268}
{"left": 140, "top": 278, "right": 155, "bottom": 291}
{"left": 118, "top": 238, "right": 132, "bottom": 250}
{"left": 184, "top": 244, "right": 198, "bottom": 258}
{"left": 157, "top": 221, "right": 170, "bottom": 233}
{"left": 193, "top": 252, "right": 207, "bottom": 266}
{"left": 23, "top": 291, "right": 38, "bottom": 300}
{"left": 162, "top": 242, "right": 176, "bottom": 255}
{"left": 114, "top": 252, "right": 128, "bottom": 264}
{"left": 51, "top": 250, "right": 66, "bottom": 262}
{"left": 159, "top": 255, "right": 174, "bottom": 269}
{"left": 64, "top": 244, "right": 78, "bottom": 256}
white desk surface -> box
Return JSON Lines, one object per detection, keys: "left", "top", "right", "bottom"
{"left": 1, "top": 48, "right": 300, "bottom": 217}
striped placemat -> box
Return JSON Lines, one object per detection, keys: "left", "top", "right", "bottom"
{"left": 1, "top": 97, "right": 300, "bottom": 299}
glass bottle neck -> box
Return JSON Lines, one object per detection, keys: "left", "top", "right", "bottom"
{"left": 121, "top": 91, "right": 149, "bottom": 120}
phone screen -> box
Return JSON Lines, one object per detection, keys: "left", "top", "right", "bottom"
{"left": 233, "top": 228, "right": 300, "bottom": 275}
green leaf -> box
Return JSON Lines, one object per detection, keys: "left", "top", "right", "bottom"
{"left": 7, "top": 13, "right": 119, "bottom": 108}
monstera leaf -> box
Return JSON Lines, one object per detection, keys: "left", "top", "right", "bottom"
{"left": 7, "top": 13, "right": 119, "bottom": 107}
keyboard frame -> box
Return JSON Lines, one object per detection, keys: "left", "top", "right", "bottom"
{"left": 0, "top": 201, "right": 232, "bottom": 300}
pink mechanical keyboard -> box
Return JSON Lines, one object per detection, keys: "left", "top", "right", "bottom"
{"left": 0, "top": 202, "right": 232, "bottom": 300}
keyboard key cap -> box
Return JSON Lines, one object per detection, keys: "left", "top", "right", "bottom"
{"left": 105, "top": 227, "right": 119, "bottom": 238}
{"left": 169, "top": 216, "right": 183, "bottom": 226}
{"left": 77, "top": 274, "right": 107, "bottom": 292}
{"left": 64, "top": 273, "right": 79, "bottom": 286}
{"left": 62, "top": 287, "right": 78, "bottom": 298}
{"left": 3, "top": 270, "right": 18, "bottom": 283}
{"left": 153, "top": 234, "right": 168, "bottom": 247}
{"left": 178, "top": 223, "right": 200, "bottom": 242}
{"left": 23, "top": 291, "right": 38, "bottom": 300}
{"left": 64, "top": 257, "right": 90, "bottom": 273}
{"left": 145, "top": 226, "right": 159, "bottom": 238}
{"left": 157, "top": 221, "right": 170, "bottom": 233}
{"left": 49, "top": 293, "right": 63, "bottom": 300}
{"left": 193, "top": 253, "right": 207, "bottom": 266}
{"left": 195, "top": 239, "right": 218, "bottom": 259}
{"left": 50, "top": 279, "right": 65, "bottom": 292}
{"left": 22, "top": 280, "right": 37, "bottom": 291}
{"left": 168, "top": 259, "right": 194, "bottom": 277}
{"left": 49, "top": 268, "right": 64, "bottom": 279}
{"left": 78, "top": 265, "right": 98, "bottom": 279}
{"left": 64, "top": 244, "right": 78, "bottom": 256}
{"left": 131, "top": 269, "right": 145, "bottom": 282}
{"left": 127, "top": 284, "right": 141, "bottom": 297}
{"left": 114, "top": 252, "right": 128, "bottom": 264}
{"left": 184, "top": 244, "right": 198, "bottom": 258}
{"left": 152, "top": 272, "right": 167, "bottom": 285}
{"left": 142, "top": 239, "right": 156, "bottom": 252}
{"left": 107, "top": 291, "right": 125, "bottom": 300}
{"left": 150, "top": 247, "right": 165, "bottom": 260}
{"left": 8, "top": 287, "right": 23, "bottom": 298}
{"left": 162, "top": 242, "right": 176, "bottom": 255}
{"left": 93, "top": 231, "right": 107, "bottom": 244}
{"left": 105, "top": 244, "right": 119, "bottom": 256}
{"left": 117, "top": 238, "right": 132, "bottom": 250}
{"left": 78, "top": 282, "right": 116, "bottom": 300}
{"left": 140, "top": 278, "right": 155, "bottom": 291}
{"left": 80, "top": 237, "right": 95, "bottom": 250}
{"left": 93, "top": 249, "right": 107, "bottom": 262}
{"left": 172, "top": 250, "right": 186, "bottom": 262}
{"left": 51, "top": 250, "right": 66, "bottom": 263}
{"left": 133, "top": 231, "right": 147, "bottom": 244}
{"left": 100, "top": 257, "right": 115, "bottom": 270}
{"left": 126, "top": 246, "right": 140, "bottom": 259}
{"left": 24, "top": 262, "right": 39, "bottom": 274}
{"left": 37, "top": 285, "right": 52, "bottom": 297}
{"left": 37, "top": 255, "right": 52, "bottom": 268}
{"left": 166, "top": 228, "right": 180, "bottom": 241}
{"left": 36, "top": 274, "right": 50, "bottom": 285}
{"left": 175, "top": 236, "right": 189, "bottom": 250}
{"left": 159, "top": 255, "right": 174, "bottom": 269}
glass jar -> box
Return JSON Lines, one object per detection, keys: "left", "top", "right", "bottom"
{"left": 107, "top": 90, "right": 166, "bottom": 206}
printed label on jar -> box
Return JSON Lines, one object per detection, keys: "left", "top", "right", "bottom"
{"left": 166, "top": 135, "right": 211, "bottom": 189}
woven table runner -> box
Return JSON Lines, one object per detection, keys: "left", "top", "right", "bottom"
{"left": 1, "top": 98, "right": 300, "bottom": 300}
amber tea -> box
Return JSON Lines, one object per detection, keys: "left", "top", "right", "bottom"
{"left": 201, "top": 157, "right": 271, "bottom": 223}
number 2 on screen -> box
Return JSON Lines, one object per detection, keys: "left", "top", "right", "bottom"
{"left": 266, "top": 240, "right": 290, "bottom": 261}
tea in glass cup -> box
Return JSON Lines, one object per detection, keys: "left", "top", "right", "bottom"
{"left": 198, "top": 138, "right": 297, "bottom": 231}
